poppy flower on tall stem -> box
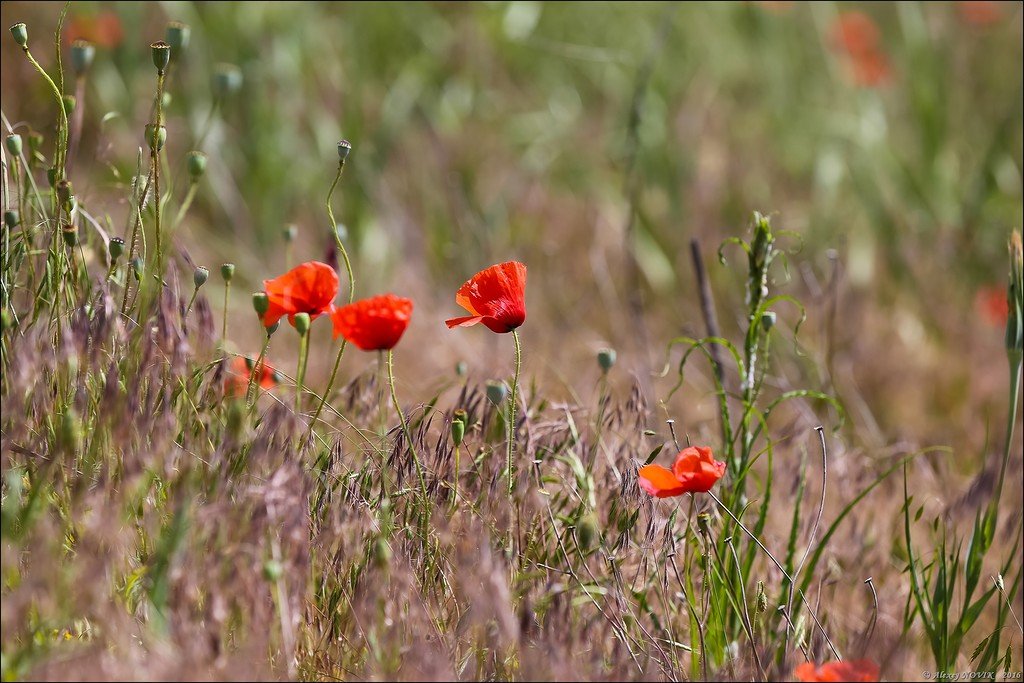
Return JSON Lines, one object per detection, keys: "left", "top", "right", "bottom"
{"left": 332, "top": 294, "right": 427, "bottom": 500}
{"left": 638, "top": 446, "right": 726, "bottom": 498}
{"left": 446, "top": 261, "right": 527, "bottom": 502}
{"left": 260, "top": 261, "right": 339, "bottom": 329}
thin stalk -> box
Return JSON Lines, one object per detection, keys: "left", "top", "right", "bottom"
{"left": 507, "top": 329, "right": 522, "bottom": 499}
{"left": 991, "top": 351, "right": 1021, "bottom": 517}
{"left": 221, "top": 279, "right": 231, "bottom": 343}
{"left": 387, "top": 349, "right": 428, "bottom": 501}
{"left": 295, "top": 330, "right": 309, "bottom": 419}
{"left": 173, "top": 180, "right": 199, "bottom": 230}
{"left": 152, "top": 71, "right": 166, "bottom": 273}
{"left": 246, "top": 332, "right": 273, "bottom": 407}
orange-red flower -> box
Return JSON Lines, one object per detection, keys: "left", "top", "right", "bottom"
{"left": 794, "top": 659, "right": 880, "bottom": 682}
{"left": 847, "top": 50, "right": 893, "bottom": 87}
{"left": 830, "top": 11, "right": 881, "bottom": 58}
{"left": 958, "top": 1, "right": 1002, "bottom": 26}
{"left": 445, "top": 261, "right": 527, "bottom": 334}
{"left": 331, "top": 294, "right": 413, "bottom": 351}
{"left": 977, "top": 285, "right": 1010, "bottom": 327}
{"left": 638, "top": 446, "right": 726, "bottom": 498}
{"left": 65, "top": 12, "right": 123, "bottom": 48}
{"left": 224, "top": 356, "right": 278, "bottom": 398}
{"left": 261, "top": 261, "right": 339, "bottom": 328}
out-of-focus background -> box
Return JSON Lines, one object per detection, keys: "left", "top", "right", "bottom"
{"left": 1, "top": 0, "right": 1021, "bottom": 457}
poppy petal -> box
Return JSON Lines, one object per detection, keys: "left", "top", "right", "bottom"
{"left": 445, "top": 314, "right": 484, "bottom": 329}
{"left": 638, "top": 464, "right": 688, "bottom": 498}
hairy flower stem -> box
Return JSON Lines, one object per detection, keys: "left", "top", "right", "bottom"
{"left": 152, "top": 71, "right": 165, "bottom": 274}
{"left": 508, "top": 330, "right": 522, "bottom": 499}
{"left": 246, "top": 333, "right": 272, "bottom": 407}
{"left": 295, "top": 330, "right": 309, "bottom": 420}
{"left": 388, "top": 349, "right": 428, "bottom": 503}
{"left": 306, "top": 160, "right": 355, "bottom": 440}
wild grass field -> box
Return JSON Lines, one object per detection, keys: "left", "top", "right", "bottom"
{"left": 1, "top": 2, "right": 1022, "bottom": 681}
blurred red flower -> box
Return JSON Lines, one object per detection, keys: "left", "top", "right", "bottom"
{"left": 958, "top": 1, "right": 1002, "bottom": 26}
{"left": 794, "top": 659, "right": 880, "bottom": 682}
{"left": 331, "top": 294, "right": 413, "bottom": 351}
{"left": 848, "top": 50, "right": 893, "bottom": 87}
{"left": 830, "top": 11, "right": 881, "bottom": 58}
{"left": 262, "top": 261, "right": 339, "bottom": 328}
{"left": 977, "top": 285, "right": 1010, "bottom": 327}
{"left": 225, "top": 356, "right": 277, "bottom": 398}
{"left": 445, "top": 261, "right": 527, "bottom": 334}
{"left": 65, "top": 12, "right": 123, "bottom": 48}
{"left": 638, "top": 446, "right": 726, "bottom": 498}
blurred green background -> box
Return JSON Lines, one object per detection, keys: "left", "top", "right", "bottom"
{"left": 1, "top": 1, "right": 1022, "bottom": 455}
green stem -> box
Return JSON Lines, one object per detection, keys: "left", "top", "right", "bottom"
{"left": 508, "top": 330, "right": 522, "bottom": 499}
{"left": 153, "top": 71, "right": 165, "bottom": 274}
{"left": 992, "top": 352, "right": 1022, "bottom": 516}
{"left": 388, "top": 349, "right": 428, "bottom": 501}
{"left": 295, "top": 331, "right": 309, "bottom": 418}
{"left": 246, "top": 333, "right": 272, "bottom": 407}
{"left": 222, "top": 280, "right": 231, "bottom": 343}
{"left": 21, "top": 48, "right": 68, "bottom": 176}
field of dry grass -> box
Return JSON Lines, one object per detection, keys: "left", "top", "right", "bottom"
{"left": 1, "top": 2, "right": 1022, "bottom": 681}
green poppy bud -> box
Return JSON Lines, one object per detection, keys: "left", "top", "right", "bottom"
{"left": 151, "top": 41, "right": 171, "bottom": 72}
{"left": 108, "top": 237, "right": 125, "bottom": 261}
{"left": 193, "top": 266, "right": 209, "bottom": 289}
{"left": 262, "top": 559, "right": 283, "bottom": 582}
{"left": 221, "top": 263, "right": 235, "bottom": 282}
{"left": 186, "top": 151, "right": 206, "bottom": 179}
{"left": 267, "top": 321, "right": 280, "bottom": 336}
{"left": 10, "top": 23, "right": 28, "bottom": 49}
{"left": 293, "top": 312, "right": 311, "bottom": 336}
{"left": 131, "top": 257, "right": 144, "bottom": 281}
{"left": 212, "top": 63, "right": 243, "bottom": 98}
{"left": 4, "top": 134, "right": 22, "bottom": 157}
{"left": 597, "top": 347, "right": 616, "bottom": 372}
{"left": 451, "top": 409, "right": 467, "bottom": 447}
{"left": 70, "top": 40, "right": 95, "bottom": 75}
{"left": 4, "top": 210, "right": 18, "bottom": 229}
{"left": 761, "top": 311, "right": 776, "bottom": 331}
{"left": 696, "top": 512, "right": 712, "bottom": 536}
{"left": 145, "top": 124, "right": 166, "bottom": 151}
{"left": 165, "top": 22, "right": 190, "bottom": 58}
{"left": 61, "top": 94, "right": 76, "bottom": 115}
{"left": 252, "top": 291, "right": 269, "bottom": 318}
{"left": 485, "top": 380, "right": 508, "bottom": 406}
{"left": 337, "top": 139, "right": 352, "bottom": 161}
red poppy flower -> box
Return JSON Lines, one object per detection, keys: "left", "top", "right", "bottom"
{"left": 977, "top": 285, "right": 1010, "bottom": 327}
{"left": 445, "top": 261, "right": 527, "bottom": 334}
{"left": 794, "top": 659, "right": 880, "bottom": 682}
{"left": 224, "top": 356, "right": 278, "bottom": 398}
{"left": 331, "top": 294, "right": 413, "bottom": 351}
{"left": 958, "top": 1, "right": 1002, "bottom": 26}
{"left": 638, "top": 446, "right": 726, "bottom": 498}
{"left": 829, "top": 11, "right": 881, "bottom": 58}
{"left": 262, "top": 261, "right": 339, "bottom": 328}
{"left": 848, "top": 50, "right": 893, "bottom": 87}
{"left": 65, "top": 12, "right": 123, "bottom": 48}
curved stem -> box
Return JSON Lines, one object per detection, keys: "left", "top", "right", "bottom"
{"left": 507, "top": 330, "right": 522, "bottom": 499}
{"left": 388, "top": 349, "right": 428, "bottom": 501}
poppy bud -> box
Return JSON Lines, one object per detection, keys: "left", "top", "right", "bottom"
{"left": 108, "top": 237, "right": 125, "bottom": 261}
{"left": 455, "top": 361, "right": 467, "bottom": 376}
{"left": 337, "top": 139, "right": 352, "bottom": 162}
{"left": 451, "top": 409, "right": 467, "bottom": 446}
{"left": 262, "top": 559, "right": 283, "bottom": 582}
{"left": 267, "top": 321, "right": 280, "bottom": 336}
{"left": 212, "top": 63, "right": 243, "bottom": 98}
{"left": 61, "top": 94, "right": 76, "bottom": 115}
{"left": 60, "top": 409, "right": 81, "bottom": 452}
{"left": 372, "top": 537, "right": 391, "bottom": 569}
{"left": 283, "top": 224, "right": 297, "bottom": 243}
{"left": 293, "top": 312, "right": 311, "bottom": 336}
{"left": 485, "top": 380, "right": 508, "bottom": 406}
{"left": 70, "top": 40, "right": 94, "bottom": 76}
{"left": 151, "top": 41, "right": 171, "bottom": 73}
{"left": 577, "top": 513, "right": 599, "bottom": 552}
{"left": 5, "top": 134, "right": 22, "bottom": 157}
{"left": 221, "top": 263, "right": 235, "bottom": 282}
{"left": 761, "top": 311, "right": 776, "bottom": 331}
{"left": 145, "top": 124, "right": 166, "bottom": 151}
{"left": 61, "top": 223, "right": 78, "bottom": 247}
{"left": 10, "top": 23, "right": 28, "bottom": 49}
{"left": 755, "top": 581, "right": 768, "bottom": 615}
{"left": 597, "top": 347, "right": 616, "bottom": 372}
{"left": 165, "top": 22, "right": 190, "bottom": 57}
{"left": 193, "top": 266, "right": 209, "bottom": 289}
{"left": 4, "top": 210, "right": 18, "bottom": 229}
{"left": 131, "top": 257, "right": 144, "bottom": 281}
{"left": 252, "top": 292, "right": 269, "bottom": 318}
{"left": 696, "top": 512, "right": 712, "bottom": 536}
{"left": 186, "top": 150, "right": 207, "bottom": 180}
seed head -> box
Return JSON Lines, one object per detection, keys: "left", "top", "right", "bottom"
{"left": 70, "top": 40, "right": 95, "bottom": 75}
{"left": 4, "top": 134, "right": 22, "bottom": 157}
{"left": 221, "top": 263, "right": 235, "bottom": 282}
{"left": 186, "top": 150, "right": 207, "bottom": 180}
{"left": 193, "top": 266, "right": 209, "bottom": 289}
{"left": 10, "top": 23, "right": 28, "bottom": 49}
{"left": 151, "top": 41, "right": 171, "bottom": 72}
